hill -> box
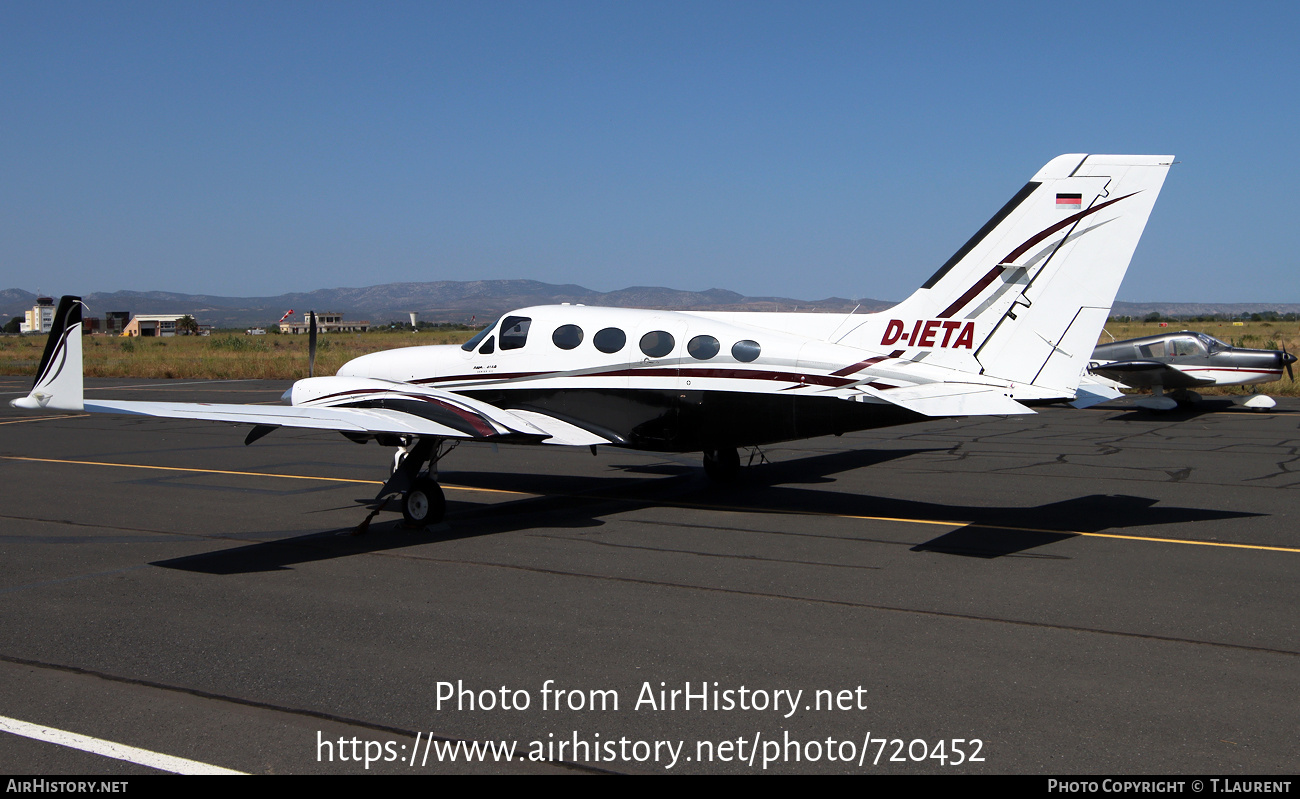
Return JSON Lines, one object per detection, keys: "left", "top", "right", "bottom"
{"left": 5, "top": 282, "right": 1300, "bottom": 329}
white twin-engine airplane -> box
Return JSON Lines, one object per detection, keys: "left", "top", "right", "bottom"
{"left": 14, "top": 154, "right": 1173, "bottom": 526}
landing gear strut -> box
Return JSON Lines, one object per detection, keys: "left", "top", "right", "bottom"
{"left": 376, "top": 437, "right": 457, "bottom": 527}
{"left": 702, "top": 447, "right": 740, "bottom": 483}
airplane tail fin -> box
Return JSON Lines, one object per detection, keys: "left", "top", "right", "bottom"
{"left": 11, "top": 296, "right": 85, "bottom": 411}
{"left": 840, "top": 154, "right": 1174, "bottom": 399}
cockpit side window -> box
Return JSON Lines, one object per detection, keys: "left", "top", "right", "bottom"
{"left": 461, "top": 317, "right": 501, "bottom": 352}
{"left": 1138, "top": 341, "right": 1166, "bottom": 358}
{"left": 499, "top": 316, "right": 532, "bottom": 351}
{"left": 1172, "top": 338, "right": 1204, "bottom": 357}
{"left": 478, "top": 336, "right": 495, "bottom": 354}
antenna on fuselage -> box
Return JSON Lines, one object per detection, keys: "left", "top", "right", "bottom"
{"left": 826, "top": 303, "right": 863, "bottom": 343}
{"left": 308, "top": 311, "right": 317, "bottom": 378}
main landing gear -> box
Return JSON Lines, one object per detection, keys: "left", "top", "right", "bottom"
{"left": 702, "top": 447, "right": 740, "bottom": 483}
{"left": 401, "top": 476, "right": 446, "bottom": 526}
{"left": 379, "top": 436, "right": 457, "bottom": 527}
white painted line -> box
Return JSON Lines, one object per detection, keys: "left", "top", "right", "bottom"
{"left": 0, "top": 714, "right": 246, "bottom": 775}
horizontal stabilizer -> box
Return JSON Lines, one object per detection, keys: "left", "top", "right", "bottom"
{"left": 1070, "top": 377, "right": 1124, "bottom": 408}
{"left": 861, "top": 383, "right": 1034, "bottom": 417}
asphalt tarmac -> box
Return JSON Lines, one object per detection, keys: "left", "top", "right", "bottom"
{"left": 1, "top": 377, "right": 1297, "bottom": 774}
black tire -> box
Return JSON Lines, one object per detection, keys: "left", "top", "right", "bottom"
{"left": 1169, "top": 389, "right": 1201, "bottom": 407}
{"left": 702, "top": 448, "right": 740, "bottom": 483}
{"left": 402, "top": 476, "right": 446, "bottom": 526}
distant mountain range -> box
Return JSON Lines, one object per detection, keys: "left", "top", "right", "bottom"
{"left": 3, "top": 283, "right": 1299, "bottom": 329}
{"left": 0, "top": 282, "right": 894, "bottom": 328}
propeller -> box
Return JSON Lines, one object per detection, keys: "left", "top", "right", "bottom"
{"left": 308, "top": 311, "right": 317, "bottom": 378}
{"left": 1283, "top": 344, "right": 1295, "bottom": 381}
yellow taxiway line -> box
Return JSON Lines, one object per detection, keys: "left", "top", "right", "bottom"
{"left": 3, "top": 455, "right": 1297, "bottom": 554}
{"left": 0, "top": 415, "right": 91, "bottom": 426}
{"left": 0, "top": 456, "right": 529, "bottom": 494}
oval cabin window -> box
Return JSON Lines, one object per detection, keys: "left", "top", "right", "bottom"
{"left": 593, "top": 327, "right": 626, "bottom": 354}
{"left": 731, "top": 340, "right": 761, "bottom": 362}
{"left": 639, "top": 330, "right": 675, "bottom": 358}
{"left": 687, "top": 335, "right": 720, "bottom": 360}
{"left": 552, "top": 324, "right": 584, "bottom": 350}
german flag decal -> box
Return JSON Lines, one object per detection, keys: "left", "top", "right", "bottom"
{"left": 1056, "top": 193, "right": 1083, "bottom": 210}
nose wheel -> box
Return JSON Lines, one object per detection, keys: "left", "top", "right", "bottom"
{"left": 401, "top": 475, "right": 446, "bottom": 526}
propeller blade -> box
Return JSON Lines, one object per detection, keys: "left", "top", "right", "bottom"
{"left": 308, "top": 311, "right": 317, "bottom": 378}
{"left": 1285, "top": 344, "right": 1294, "bottom": 381}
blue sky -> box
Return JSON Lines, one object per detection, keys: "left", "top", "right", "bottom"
{"left": 3, "top": 1, "right": 1297, "bottom": 303}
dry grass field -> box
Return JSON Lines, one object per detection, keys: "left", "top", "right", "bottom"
{"left": 0, "top": 329, "right": 475, "bottom": 381}
{"left": 2, "top": 320, "right": 1298, "bottom": 395}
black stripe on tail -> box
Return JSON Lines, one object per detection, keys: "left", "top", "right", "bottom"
{"left": 32, "top": 296, "right": 82, "bottom": 389}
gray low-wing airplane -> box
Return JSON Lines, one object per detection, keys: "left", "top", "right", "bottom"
{"left": 1083, "top": 330, "right": 1296, "bottom": 410}
{"left": 11, "top": 153, "right": 1174, "bottom": 526}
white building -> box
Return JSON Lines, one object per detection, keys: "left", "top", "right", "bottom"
{"left": 19, "top": 298, "right": 56, "bottom": 334}
{"left": 122, "top": 314, "right": 208, "bottom": 337}
{"left": 280, "top": 312, "right": 369, "bottom": 334}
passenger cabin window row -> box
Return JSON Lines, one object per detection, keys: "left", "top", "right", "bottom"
{"left": 467, "top": 318, "right": 761, "bottom": 362}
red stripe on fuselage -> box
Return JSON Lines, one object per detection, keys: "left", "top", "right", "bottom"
{"left": 831, "top": 355, "right": 890, "bottom": 377}
{"left": 423, "top": 366, "right": 861, "bottom": 390}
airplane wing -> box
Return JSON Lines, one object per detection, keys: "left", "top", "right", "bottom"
{"left": 1088, "top": 360, "right": 1215, "bottom": 389}
{"left": 11, "top": 297, "right": 615, "bottom": 446}
{"left": 81, "top": 396, "right": 615, "bottom": 446}
{"left": 81, "top": 397, "right": 549, "bottom": 441}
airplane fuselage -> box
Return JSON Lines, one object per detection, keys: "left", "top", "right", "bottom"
{"left": 1091, "top": 331, "right": 1292, "bottom": 389}
{"left": 332, "top": 305, "right": 934, "bottom": 451}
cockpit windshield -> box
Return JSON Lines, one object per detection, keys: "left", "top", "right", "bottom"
{"left": 1195, "top": 332, "right": 1226, "bottom": 353}
{"left": 461, "top": 317, "right": 501, "bottom": 352}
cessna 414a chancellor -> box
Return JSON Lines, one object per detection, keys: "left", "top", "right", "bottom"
{"left": 13, "top": 153, "right": 1174, "bottom": 525}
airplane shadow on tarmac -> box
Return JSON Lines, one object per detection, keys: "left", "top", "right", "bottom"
{"left": 153, "top": 446, "right": 1261, "bottom": 573}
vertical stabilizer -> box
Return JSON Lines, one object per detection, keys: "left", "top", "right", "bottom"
{"left": 11, "top": 296, "right": 85, "bottom": 411}
{"left": 838, "top": 154, "right": 1173, "bottom": 398}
